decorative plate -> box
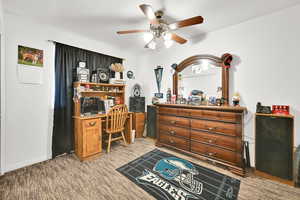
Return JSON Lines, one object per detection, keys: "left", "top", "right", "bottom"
{"left": 127, "top": 70, "right": 134, "bottom": 79}
{"left": 131, "top": 83, "right": 142, "bottom": 97}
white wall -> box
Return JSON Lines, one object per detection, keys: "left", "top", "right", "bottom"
{"left": 136, "top": 4, "right": 300, "bottom": 166}
{"left": 0, "top": 0, "right": 5, "bottom": 174}
{"left": 3, "top": 13, "right": 138, "bottom": 172}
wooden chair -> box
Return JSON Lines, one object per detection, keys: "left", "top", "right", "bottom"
{"left": 104, "top": 104, "right": 128, "bottom": 153}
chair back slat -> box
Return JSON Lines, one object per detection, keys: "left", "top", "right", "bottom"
{"left": 106, "top": 105, "right": 128, "bottom": 133}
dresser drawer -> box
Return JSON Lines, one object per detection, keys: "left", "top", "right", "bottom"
{"left": 159, "top": 134, "right": 189, "bottom": 151}
{"left": 159, "top": 115, "right": 190, "bottom": 127}
{"left": 191, "top": 119, "right": 241, "bottom": 136}
{"left": 191, "top": 141, "right": 242, "bottom": 166}
{"left": 159, "top": 107, "right": 190, "bottom": 117}
{"left": 83, "top": 119, "right": 100, "bottom": 129}
{"left": 190, "top": 109, "right": 242, "bottom": 123}
{"left": 160, "top": 124, "right": 190, "bottom": 138}
{"left": 191, "top": 130, "right": 241, "bottom": 152}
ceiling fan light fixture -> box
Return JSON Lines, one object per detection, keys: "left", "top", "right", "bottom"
{"left": 168, "top": 23, "right": 178, "bottom": 30}
{"left": 143, "top": 32, "right": 154, "bottom": 43}
{"left": 164, "top": 40, "right": 174, "bottom": 48}
{"left": 117, "top": 4, "right": 204, "bottom": 49}
{"left": 148, "top": 40, "right": 156, "bottom": 49}
{"left": 163, "top": 32, "right": 172, "bottom": 41}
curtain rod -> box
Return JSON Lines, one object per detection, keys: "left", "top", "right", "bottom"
{"left": 47, "top": 40, "right": 126, "bottom": 61}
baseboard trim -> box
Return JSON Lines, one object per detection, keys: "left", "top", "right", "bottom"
{"left": 255, "top": 169, "right": 295, "bottom": 187}
{"left": 4, "top": 156, "right": 50, "bottom": 173}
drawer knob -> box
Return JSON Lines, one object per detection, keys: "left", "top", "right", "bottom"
{"left": 208, "top": 127, "right": 216, "bottom": 131}
{"left": 170, "top": 120, "right": 177, "bottom": 124}
{"left": 169, "top": 139, "right": 175, "bottom": 144}
{"left": 208, "top": 152, "right": 216, "bottom": 156}
{"left": 89, "top": 122, "right": 96, "bottom": 126}
{"left": 170, "top": 130, "right": 176, "bottom": 135}
{"left": 203, "top": 137, "right": 216, "bottom": 143}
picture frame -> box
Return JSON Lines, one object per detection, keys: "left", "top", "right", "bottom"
{"left": 18, "top": 45, "right": 44, "bottom": 67}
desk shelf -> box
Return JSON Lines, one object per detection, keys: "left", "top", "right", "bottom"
{"left": 74, "top": 82, "right": 125, "bottom": 87}
{"left": 73, "top": 82, "right": 125, "bottom": 117}
{"left": 81, "top": 91, "right": 124, "bottom": 94}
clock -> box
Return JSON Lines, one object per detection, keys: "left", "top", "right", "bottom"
{"left": 127, "top": 70, "right": 134, "bottom": 79}
{"left": 97, "top": 69, "right": 109, "bottom": 83}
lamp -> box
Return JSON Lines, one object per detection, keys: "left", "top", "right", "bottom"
{"left": 163, "top": 32, "right": 173, "bottom": 48}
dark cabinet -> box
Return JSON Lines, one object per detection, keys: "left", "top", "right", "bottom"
{"left": 129, "top": 97, "right": 145, "bottom": 112}
{"left": 255, "top": 114, "right": 294, "bottom": 181}
{"left": 147, "top": 105, "right": 156, "bottom": 138}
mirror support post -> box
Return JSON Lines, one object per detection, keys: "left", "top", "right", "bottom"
{"left": 222, "top": 67, "right": 229, "bottom": 105}
{"left": 173, "top": 72, "right": 178, "bottom": 97}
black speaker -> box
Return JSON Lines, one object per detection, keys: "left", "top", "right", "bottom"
{"left": 129, "top": 97, "right": 145, "bottom": 112}
{"left": 255, "top": 114, "right": 294, "bottom": 180}
{"left": 147, "top": 105, "right": 156, "bottom": 138}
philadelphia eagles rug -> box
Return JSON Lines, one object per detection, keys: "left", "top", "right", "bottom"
{"left": 116, "top": 149, "right": 240, "bottom": 200}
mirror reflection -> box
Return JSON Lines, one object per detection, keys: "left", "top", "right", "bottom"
{"left": 178, "top": 60, "right": 222, "bottom": 105}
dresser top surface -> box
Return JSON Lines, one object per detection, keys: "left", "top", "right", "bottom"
{"left": 155, "top": 103, "right": 247, "bottom": 113}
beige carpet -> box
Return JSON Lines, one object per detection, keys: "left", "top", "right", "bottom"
{"left": 0, "top": 138, "right": 299, "bottom": 200}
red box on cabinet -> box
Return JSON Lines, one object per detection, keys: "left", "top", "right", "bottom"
{"left": 272, "top": 105, "right": 290, "bottom": 115}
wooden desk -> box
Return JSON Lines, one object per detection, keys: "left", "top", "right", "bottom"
{"left": 73, "top": 113, "right": 133, "bottom": 161}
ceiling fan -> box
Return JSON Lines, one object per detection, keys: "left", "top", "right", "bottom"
{"left": 116, "top": 4, "right": 204, "bottom": 49}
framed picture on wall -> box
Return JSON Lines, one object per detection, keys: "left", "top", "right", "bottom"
{"left": 18, "top": 45, "right": 44, "bottom": 67}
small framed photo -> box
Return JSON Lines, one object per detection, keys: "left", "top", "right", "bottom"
{"left": 18, "top": 45, "right": 44, "bottom": 67}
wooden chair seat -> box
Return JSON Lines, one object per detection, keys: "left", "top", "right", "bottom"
{"left": 104, "top": 105, "right": 128, "bottom": 152}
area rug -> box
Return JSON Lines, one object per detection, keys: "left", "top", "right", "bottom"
{"left": 117, "top": 149, "right": 240, "bottom": 200}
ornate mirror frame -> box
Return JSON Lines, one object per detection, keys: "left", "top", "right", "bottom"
{"left": 173, "top": 53, "right": 233, "bottom": 105}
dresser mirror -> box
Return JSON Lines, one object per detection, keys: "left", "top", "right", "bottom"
{"left": 173, "top": 54, "right": 232, "bottom": 105}
{"left": 178, "top": 61, "right": 222, "bottom": 98}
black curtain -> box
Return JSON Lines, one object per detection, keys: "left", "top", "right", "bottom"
{"left": 52, "top": 43, "right": 122, "bottom": 158}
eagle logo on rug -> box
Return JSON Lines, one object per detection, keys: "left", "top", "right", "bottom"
{"left": 136, "top": 157, "right": 203, "bottom": 200}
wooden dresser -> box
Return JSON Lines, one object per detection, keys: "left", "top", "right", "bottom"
{"left": 156, "top": 104, "right": 247, "bottom": 176}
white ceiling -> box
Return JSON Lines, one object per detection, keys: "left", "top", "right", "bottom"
{"left": 3, "top": 0, "right": 300, "bottom": 51}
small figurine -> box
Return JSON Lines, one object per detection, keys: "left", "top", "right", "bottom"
{"left": 232, "top": 92, "right": 241, "bottom": 106}
{"left": 166, "top": 88, "right": 172, "bottom": 103}
{"left": 216, "top": 87, "right": 222, "bottom": 99}
{"left": 209, "top": 96, "right": 216, "bottom": 105}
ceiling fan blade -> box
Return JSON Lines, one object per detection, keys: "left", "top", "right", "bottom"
{"left": 168, "top": 16, "right": 204, "bottom": 30}
{"left": 139, "top": 4, "right": 159, "bottom": 24}
{"left": 170, "top": 33, "right": 187, "bottom": 44}
{"left": 117, "top": 30, "right": 148, "bottom": 34}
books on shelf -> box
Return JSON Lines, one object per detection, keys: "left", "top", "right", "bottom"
{"left": 109, "top": 78, "right": 126, "bottom": 85}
